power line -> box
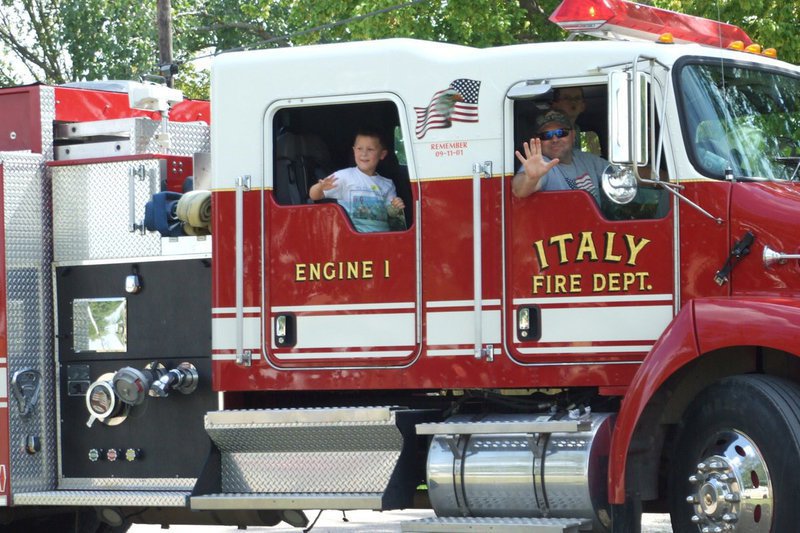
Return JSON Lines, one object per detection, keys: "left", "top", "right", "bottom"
{"left": 186, "top": 0, "right": 431, "bottom": 64}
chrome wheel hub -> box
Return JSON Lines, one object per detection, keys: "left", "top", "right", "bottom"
{"left": 686, "top": 430, "right": 772, "bottom": 532}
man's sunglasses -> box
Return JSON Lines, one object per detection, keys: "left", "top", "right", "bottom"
{"left": 537, "top": 128, "right": 571, "bottom": 141}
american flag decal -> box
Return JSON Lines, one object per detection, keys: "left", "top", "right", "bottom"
{"left": 567, "top": 173, "right": 595, "bottom": 193}
{"left": 415, "top": 78, "right": 480, "bottom": 139}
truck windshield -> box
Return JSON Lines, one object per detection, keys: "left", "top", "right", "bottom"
{"left": 678, "top": 61, "right": 800, "bottom": 181}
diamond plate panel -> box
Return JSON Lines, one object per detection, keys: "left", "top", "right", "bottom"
{"left": 222, "top": 450, "right": 401, "bottom": 493}
{"left": 52, "top": 159, "right": 162, "bottom": 261}
{"left": 402, "top": 516, "right": 590, "bottom": 533}
{"left": 1, "top": 153, "right": 56, "bottom": 494}
{"left": 13, "top": 490, "right": 188, "bottom": 507}
{"left": 40, "top": 86, "right": 55, "bottom": 160}
{"left": 207, "top": 423, "right": 402, "bottom": 453}
{"left": 56, "top": 119, "right": 209, "bottom": 161}
{"left": 145, "top": 121, "right": 210, "bottom": 156}
{"left": 59, "top": 477, "right": 196, "bottom": 490}
{"left": 207, "top": 408, "right": 406, "bottom": 495}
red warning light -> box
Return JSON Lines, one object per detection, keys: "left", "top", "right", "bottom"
{"left": 550, "top": 0, "right": 752, "bottom": 49}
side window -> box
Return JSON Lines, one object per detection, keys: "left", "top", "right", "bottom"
{"left": 512, "top": 84, "right": 669, "bottom": 221}
{"left": 272, "top": 101, "right": 413, "bottom": 231}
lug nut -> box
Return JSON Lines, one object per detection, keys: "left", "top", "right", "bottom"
{"left": 689, "top": 474, "right": 703, "bottom": 484}
{"left": 718, "top": 473, "right": 730, "bottom": 481}
{"left": 687, "top": 495, "right": 698, "bottom": 504}
{"left": 724, "top": 494, "right": 740, "bottom": 502}
{"left": 692, "top": 515, "right": 702, "bottom": 524}
{"left": 697, "top": 462, "right": 708, "bottom": 472}
{"left": 722, "top": 513, "right": 738, "bottom": 523}
{"left": 709, "top": 461, "right": 724, "bottom": 470}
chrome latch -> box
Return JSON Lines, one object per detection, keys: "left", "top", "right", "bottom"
{"left": 236, "top": 350, "right": 252, "bottom": 367}
{"left": 472, "top": 161, "right": 493, "bottom": 179}
{"left": 474, "top": 345, "right": 494, "bottom": 362}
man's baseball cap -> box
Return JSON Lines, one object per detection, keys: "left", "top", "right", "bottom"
{"left": 535, "top": 110, "right": 572, "bottom": 131}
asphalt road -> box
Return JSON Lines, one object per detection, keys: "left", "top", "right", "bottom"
{"left": 130, "top": 511, "right": 673, "bottom": 532}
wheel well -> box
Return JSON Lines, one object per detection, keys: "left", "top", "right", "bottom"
{"left": 626, "top": 346, "right": 800, "bottom": 512}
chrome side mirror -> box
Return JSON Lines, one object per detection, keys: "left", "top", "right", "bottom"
{"left": 609, "top": 70, "right": 648, "bottom": 166}
{"left": 601, "top": 164, "right": 638, "bottom": 204}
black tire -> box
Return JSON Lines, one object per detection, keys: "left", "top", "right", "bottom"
{"left": 669, "top": 374, "right": 800, "bottom": 532}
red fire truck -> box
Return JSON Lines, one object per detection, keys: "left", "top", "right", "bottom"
{"left": 0, "top": 0, "right": 798, "bottom": 531}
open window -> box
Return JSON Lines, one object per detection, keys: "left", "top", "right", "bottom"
{"left": 511, "top": 83, "right": 669, "bottom": 221}
{"left": 264, "top": 97, "right": 419, "bottom": 368}
{"left": 271, "top": 100, "right": 413, "bottom": 230}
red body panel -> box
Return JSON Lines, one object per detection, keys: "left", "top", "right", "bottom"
{"left": 608, "top": 302, "right": 699, "bottom": 503}
{"left": 729, "top": 181, "right": 800, "bottom": 297}
{"left": 0, "top": 86, "right": 43, "bottom": 153}
{"left": 677, "top": 181, "right": 731, "bottom": 303}
{"left": 54, "top": 86, "right": 209, "bottom": 124}
{"left": 608, "top": 297, "right": 800, "bottom": 502}
{"left": 212, "top": 175, "right": 671, "bottom": 392}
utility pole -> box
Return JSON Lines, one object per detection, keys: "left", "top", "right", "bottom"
{"left": 157, "top": 0, "right": 175, "bottom": 87}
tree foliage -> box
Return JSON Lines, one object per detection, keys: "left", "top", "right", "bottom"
{"left": 0, "top": 0, "right": 796, "bottom": 97}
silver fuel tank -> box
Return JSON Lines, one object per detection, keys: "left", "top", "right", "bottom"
{"left": 425, "top": 412, "right": 613, "bottom": 531}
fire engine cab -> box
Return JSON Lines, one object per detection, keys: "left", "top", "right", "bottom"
{"left": 0, "top": 0, "right": 798, "bottom": 531}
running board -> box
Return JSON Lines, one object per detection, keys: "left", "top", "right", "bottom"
{"left": 401, "top": 516, "right": 592, "bottom": 532}
{"left": 416, "top": 415, "right": 590, "bottom": 436}
{"left": 191, "top": 407, "right": 437, "bottom": 511}
{"left": 191, "top": 492, "right": 384, "bottom": 510}
{"left": 13, "top": 490, "right": 189, "bottom": 507}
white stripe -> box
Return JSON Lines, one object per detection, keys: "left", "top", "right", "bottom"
{"left": 212, "top": 353, "right": 263, "bottom": 361}
{"left": 271, "top": 302, "right": 415, "bottom": 313}
{"left": 295, "top": 313, "right": 415, "bottom": 349}
{"left": 212, "top": 306, "right": 260, "bottom": 314}
{"left": 0, "top": 495, "right": 6, "bottom": 506}
{"left": 427, "top": 347, "right": 500, "bottom": 357}
{"left": 212, "top": 317, "right": 261, "bottom": 350}
{"left": 274, "top": 350, "right": 411, "bottom": 360}
{"left": 514, "top": 293, "right": 673, "bottom": 305}
{"left": 518, "top": 345, "right": 652, "bottom": 354}
{"left": 426, "top": 310, "right": 501, "bottom": 346}
{"left": 0, "top": 369, "right": 6, "bottom": 399}
{"left": 534, "top": 305, "right": 671, "bottom": 343}
{"left": 426, "top": 299, "right": 501, "bottom": 309}
{"left": 0, "top": 358, "right": 6, "bottom": 364}
{"left": 0, "top": 402, "right": 6, "bottom": 408}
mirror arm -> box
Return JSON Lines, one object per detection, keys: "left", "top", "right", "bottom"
{"left": 641, "top": 178, "right": 724, "bottom": 224}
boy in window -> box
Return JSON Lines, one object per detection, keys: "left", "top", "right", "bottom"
{"left": 309, "top": 130, "right": 405, "bottom": 232}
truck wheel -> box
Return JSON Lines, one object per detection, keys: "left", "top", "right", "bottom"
{"left": 669, "top": 374, "right": 800, "bottom": 532}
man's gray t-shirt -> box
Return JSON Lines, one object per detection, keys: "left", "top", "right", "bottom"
{"left": 536, "top": 150, "right": 608, "bottom": 203}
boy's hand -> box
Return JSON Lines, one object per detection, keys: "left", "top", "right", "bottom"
{"left": 387, "top": 197, "right": 405, "bottom": 220}
{"left": 319, "top": 174, "right": 338, "bottom": 191}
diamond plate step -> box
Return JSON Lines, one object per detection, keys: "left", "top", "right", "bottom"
{"left": 14, "top": 490, "right": 189, "bottom": 507}
{"left": 401, "top": 517, "right": 592, "bottom": 532}
{"left": 191, "top": 491, "right": 384, "bottom": 511}
{"left": 416, "top": 415, "right": 590, "bottom": 436}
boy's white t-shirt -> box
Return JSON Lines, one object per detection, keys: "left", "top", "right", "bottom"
{"left": 323, "top": 167, "right": 398, "bottom": 232}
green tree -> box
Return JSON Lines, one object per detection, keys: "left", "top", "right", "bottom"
{"left": 656, "top": 0, "right": 800, "bottom": 65}
{"left": 0, "top": 0, "right": 797, "bottom": 94}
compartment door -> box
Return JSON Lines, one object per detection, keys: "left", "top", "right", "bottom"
{"left": 264, "top": 201, "right": 419, "bottom": 368}
{"left": 504, "top": 189, "right": 675, "bottom": 366}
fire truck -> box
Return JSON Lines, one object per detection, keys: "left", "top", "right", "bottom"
{"left": 0, "top": 0, "right": 798, "bottom": 531}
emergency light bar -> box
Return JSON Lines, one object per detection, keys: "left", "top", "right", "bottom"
{"left": 550, "top": 0, "right": 752, "bottom": 48}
